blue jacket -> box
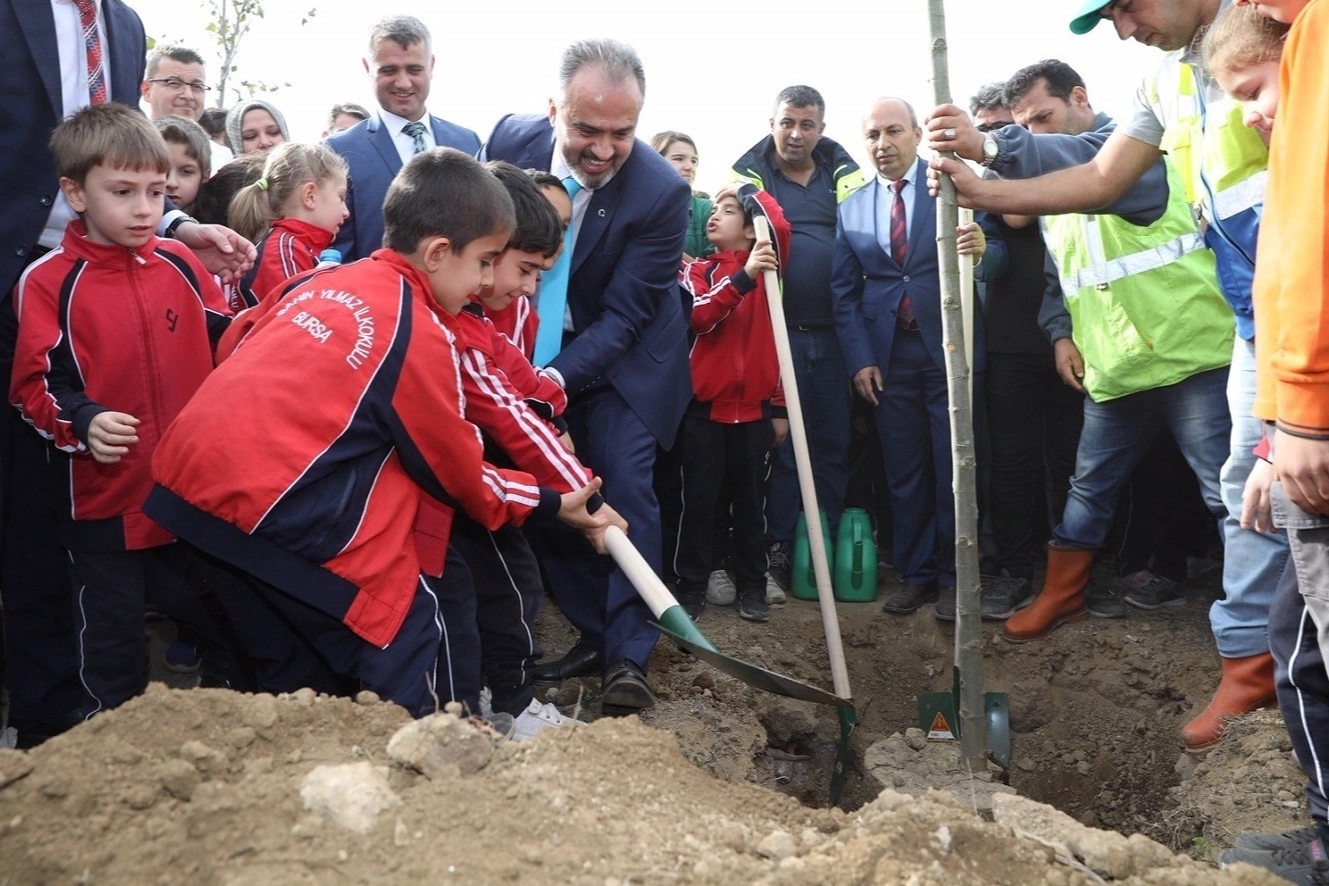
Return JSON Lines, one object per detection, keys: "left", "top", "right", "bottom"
{"left": 481, "top": 114, "right": 693, "bottom": 448}
{"left": 832, "top": 158, "right": 988, "bottom": 377}
{"left": 325, "top": 113, "right": 481, "bottom": 262}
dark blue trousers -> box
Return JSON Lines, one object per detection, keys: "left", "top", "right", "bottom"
{"left": 535, "top": 385, "right": 659, "bottom": 671}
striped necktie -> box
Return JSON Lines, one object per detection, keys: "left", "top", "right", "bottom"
{"left": 532, "top": 176, "right": 584, "bottom": 366}
{"left": 891, "top": 179, "right": 917, "bottom": 330}
{"left": 403, "top": 121, "right": 427, "bottom": 155}
{"left": 74, "top": 0, "right": 108, "bottom": 105}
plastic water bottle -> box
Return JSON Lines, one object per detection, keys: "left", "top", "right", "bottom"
{"left": 316, "top": 248, "right": 341, "bottom": 269}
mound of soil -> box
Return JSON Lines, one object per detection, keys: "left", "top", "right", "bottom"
{"left": 0, "top": 686, "right": 1282, "bottom": 884}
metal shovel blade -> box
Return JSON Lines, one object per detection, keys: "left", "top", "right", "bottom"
{"left": 917, "top": 669, "right": 1011, "bottom": 767}
{"left": 654, "top": 622, "right": 851, "bottom": 708}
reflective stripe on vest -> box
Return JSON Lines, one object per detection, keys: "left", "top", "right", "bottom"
{"left": 1043, "top": 158, "right": 1233, "bottom": 402}
{"left": 1152, "top": 52, "right": 1268, "bottom": 223}
{"left": 1059, "top": 228, "right": 1207, "bottom": 298}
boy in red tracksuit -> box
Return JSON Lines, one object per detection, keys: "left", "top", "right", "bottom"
{"left": 9, "top": 105, "right": 234, "bottom": 716}
{"left": 144, "top": 148, "right": 622, "bottom": 719}
{"left": 675, "top": 185, "right": 792, "bottom": 622}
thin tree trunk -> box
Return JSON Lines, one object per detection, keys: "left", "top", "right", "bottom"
{"left": 928, "top": 0, "right": 986, "bottom": 771}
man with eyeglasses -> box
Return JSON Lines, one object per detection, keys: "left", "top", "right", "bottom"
{"left": 926, "top": 0, "right": 1279, "bottom": 755}
{"left": 141, "top": 44, "right": 233, "bottom": 167}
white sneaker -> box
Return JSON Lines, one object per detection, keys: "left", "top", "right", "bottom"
{"left": 1, "top": 726, "right": 16, "bottom": 750}
{"left": 706, "top": 569, "right": 737, "bottom": 605}
{"left": 765, "top": 572, "right": 787, "bottom": 605}
{"left": 512, "top": 699, "right": 583, "bottom": 742}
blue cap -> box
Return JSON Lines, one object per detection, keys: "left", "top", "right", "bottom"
{"left": 1070, "top": 0, "right": 1113, "bottom": 34}
{"left": 318, "top": 248, "right": 342, "bottom": 265}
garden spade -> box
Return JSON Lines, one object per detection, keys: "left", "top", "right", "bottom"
{"left": 751, "top": 213, "right": 857, "bottom": 806}
{"left": 602, "top": 525, "right": 849, "bottom": 712}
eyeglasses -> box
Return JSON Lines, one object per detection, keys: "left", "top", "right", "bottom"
{"left": 145, "top": 77, "right": 211, "bottom": 96}
{"left": 976, "top": 121, "right": 1014, "bottom": 133}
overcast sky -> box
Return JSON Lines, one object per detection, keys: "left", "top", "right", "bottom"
{"left": 134, "top": 0, "right": 1158, "bottom": 194}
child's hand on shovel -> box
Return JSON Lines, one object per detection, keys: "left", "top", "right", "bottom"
{"left": 557, "top": 477, "right": 628, "bottom": 554}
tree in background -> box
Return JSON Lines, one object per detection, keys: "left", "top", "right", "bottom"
{"left": 206, "top": 0, "right": 316, "bottom": 106}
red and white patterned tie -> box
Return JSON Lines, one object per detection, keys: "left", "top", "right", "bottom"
{"left": 74, "top": 0, "right": 108, "bottom": 105}
{"left": 891, "top": 179, "right": 917, "bottom": 330}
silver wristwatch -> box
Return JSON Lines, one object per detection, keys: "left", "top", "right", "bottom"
{"left": 980, "top": 132, "right": 999, "bottom": 167}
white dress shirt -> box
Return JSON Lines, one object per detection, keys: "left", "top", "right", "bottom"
{"left": 379, "top": 107, "right": 436, "bottom": 167}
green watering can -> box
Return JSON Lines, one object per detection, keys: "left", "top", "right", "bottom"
{"left": 791, "top": 509, "right": 832, "bottom": 601}
{"left": 833, "top": 508, "right": 877, "bottom": 602}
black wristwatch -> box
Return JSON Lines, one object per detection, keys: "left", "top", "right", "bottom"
{"left": 164, "top": 214, "right": 197, "bottom": 239}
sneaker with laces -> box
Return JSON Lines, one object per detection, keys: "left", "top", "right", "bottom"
{"left": 764, "top": 573, "right": 787, "bottom": 605}
{"left": 1085, "top": 579, "right": 1125, "bottom": 618}
{"left": 1235, "top": 825, "right": 1322, "bottom": 855}
{"left": 676, "top": 580, "right": 706, "bottom": 620}
{"left": 980, "top": 574, "right": 1034, "bottom": 620}
{"left": 767, "top": 542, "right": 792, "bottom": 595}
{"left": 512, "top": 699, "right": 584, "bottom": 741}
{"left": 1219, "top": 834, "right": 1329, "bottom": 884}
{"left": 705, "top": 569, "right": 737, "bottom": 605}
{"left": 1117, "top": 570, "right": 1185, "bottom": 610}
{"left": 737, "top": 587, "right": 770, "bottom": 622}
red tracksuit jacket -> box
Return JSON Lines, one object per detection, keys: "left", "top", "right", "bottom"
{"left": 145, "top": 249, "right": 558, "bottom": 647}
{"left": 679, "top": 188, "right": 792, "bottom": 423}
{"left": 10, "top": 221, "right": 231, "bottom": 550}
{"left": 235, "top": 216, "right": 333, "bottom": 310}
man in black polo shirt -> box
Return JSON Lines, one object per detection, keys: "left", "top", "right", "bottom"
{"left": 732, "top": 85, "right": 866, "bottom": 595}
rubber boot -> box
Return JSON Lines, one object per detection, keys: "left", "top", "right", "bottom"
{"left": 1180, "top": 652, "right": 1277, "bottom": 752}
{"left": 1003, "top": 546, "right": 1094, "bottom": 642}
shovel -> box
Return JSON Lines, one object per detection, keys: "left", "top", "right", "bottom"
{"left": 753, "top": 215, "right": 858, "bottom": 806}
{"left": 602, "top": 525, "right": 848, "bottom": 711}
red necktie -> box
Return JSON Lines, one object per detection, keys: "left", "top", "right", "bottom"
{"left": 891, "top": 179, "right": 916, "bottom": 330}
{"left": 74, "top": 0, "right": 108, "bottom": 106}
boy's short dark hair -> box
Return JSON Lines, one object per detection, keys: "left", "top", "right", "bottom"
{"left": 193, "top": 151, "right": 266, "bottom": 226}
{"left": 485, "top": 161, "right": 562, "bottom": 259}
{"left": 383, "top": 148, "right": 514, "bottom": 254}
{"left": 50, "top": 103, "right": 170, "bottom": 185}
{"left": 198, "top": 107, "right": 229, "bottom": 139}
{"left": 526, "top": 170, "right": 563, "bottom": 192}
{"left": 153, "top": 115, "right": 213, "bottom": 175}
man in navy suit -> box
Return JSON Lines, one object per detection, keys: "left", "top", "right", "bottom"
{"left": 482, "top": 38, "right": 691, "bottom": 711}
{"left": 833, "top": 97, "right": 989, "bottom": 621}
{"left": 325, "top": 16, "right": 481, "bottom": 262}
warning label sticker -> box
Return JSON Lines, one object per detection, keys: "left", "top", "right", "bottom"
{"left": 927, "top": 711, "right": 955, "bottom": 741}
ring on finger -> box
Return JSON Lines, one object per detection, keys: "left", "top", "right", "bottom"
{"left": 944, "top": 128, "right": 957, "bottom": 140}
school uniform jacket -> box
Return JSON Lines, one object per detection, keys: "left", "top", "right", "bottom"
{"left": 9, "top": 221, "right": 231, "bottom": 550}
{"left": 481, "top": 294, "right": 538, "bottom": 362}
{"left": 680, "top": 188, "right": 792, "bottom": 424}
{"left": 144, "top": 249, "right": 559, "bottom": 648}
{"left": 235, "top": 216, "right": 333, "bottom": 310}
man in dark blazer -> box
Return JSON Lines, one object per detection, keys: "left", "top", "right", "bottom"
{"left": 833, "top": 97, "right": 990, "bottom": 621}
{"left": 325, "top": 15, "right": 480, "bottom": 262}
{"left": 1, "top": 0, "right": 147, "bottom": 748}
{"left": 482, "top": 38, "right": 691, "bottom": 712}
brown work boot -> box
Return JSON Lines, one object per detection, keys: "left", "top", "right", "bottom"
{"left": 1003, "top": 546, "right": 1094, "bottom": 642}
{"left": 1181, "top": 652, "right": 1277, "bottom": 751}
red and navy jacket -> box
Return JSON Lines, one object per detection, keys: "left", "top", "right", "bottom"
{"left": 480, "top": 294, "right": 538, "bottom": 362}
{"left": 679, "top": 187, "right": 792, "bottom": 424}
{"left": 234, "top": 216, "right": 333, "bottom": 310}
{"left": 451, "top": 304, "right": 588, "bottom": 491}
{"left": 144, "top": 249, "right": 560, "bottom": 647}
{"left": 9, "top": 221, "right": 232, "bottom": 550}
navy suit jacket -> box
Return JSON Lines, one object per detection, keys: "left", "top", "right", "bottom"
{"left": 481, "top": 114, "right": 692, "bottom": 448}
{"left": 326, "top": 113, "right": 481, "bottom": 261}
{"left": 832, "top": 158, "right": 987, "bottom": 378}
{"left": 1, "top": 0, "right": 146, "bottom": 297}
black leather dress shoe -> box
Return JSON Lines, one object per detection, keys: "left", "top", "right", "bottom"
{"left": 600, "top": 659, "right": 656, "bottom": 714}
{"left": 530, "top": 641, "right": 602, "bottom": 684}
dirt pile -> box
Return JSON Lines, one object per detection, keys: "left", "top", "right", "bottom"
{"left": 0, "top": 684, "right": 1284, "bottom": 884}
